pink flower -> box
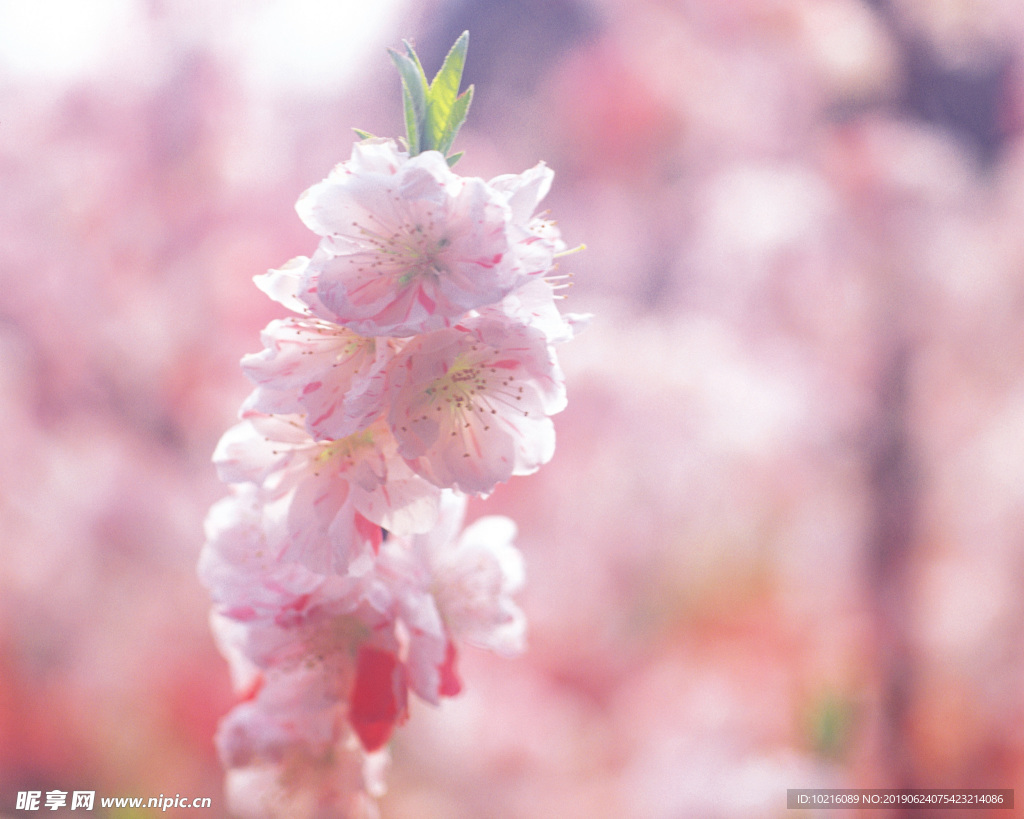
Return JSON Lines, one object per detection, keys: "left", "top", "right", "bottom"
{"left": 386, "top": 314, "right": 567, "bottom": 495}
{"left": 217, "top": 669, "right": 384, "bottom": 819}
{"left": 195, "top": 35, "right": 583, "bottom": 813}
{"left": 488, "top": 160, "right": 567, "bottom": 282}
{"left": 241, "top": 316, "right": 393, "bottom": 441}
{"left": 489, "top": 162, "right": 557, "bottom": 230}
{"left": 252, "top": 256, "right": 322, "bottom": 315}
{"left": 482, "top": 164, "right": 590, "bottom": 343}
{"left": 200, "top": 488, "right": 453, "bottom": 716}
{"left": 488, "top": 276, "right": 589, "bottom": 345}
{"left": 199, "top": 488, "right": 376, "bottom": 678}
{"left": 198, "top": 489, "right": 322, "bottom": 622}
{"left": 294, "top": 139, "right": 533, "bottom": 337}
{"left": 428, "top": 515, "right": 526, "bottom": 657}
{"left": 224, "top": 757, "right": 382, "bottom": 819}
{"left": 211, "top": 571, "right": 421, "bottom": 755}
{"left": 216, "top": 666, "right": 347, "bottom": 768}
{"left": 410, "top": 492, "right": 526, "bottom": 657}
{"left": 212, "top": 414, "right": 440, "bottom": 573}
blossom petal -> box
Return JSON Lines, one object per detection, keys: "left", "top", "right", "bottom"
{"left": 349, "top": 646, "right": 408, "bottom": 752}
{"left": 387, "top": 315, "right": 566, "bottom": 494}
{"left": 294, "top": 140, "right": 524, "bottom": 337}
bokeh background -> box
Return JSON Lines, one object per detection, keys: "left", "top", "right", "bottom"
{"left": 3, "top": 0, "right": 1024, "bottom": 816}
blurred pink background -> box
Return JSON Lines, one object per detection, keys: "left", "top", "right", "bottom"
{"left": 3, "top": 1, "right": 1024, "bottom": 816}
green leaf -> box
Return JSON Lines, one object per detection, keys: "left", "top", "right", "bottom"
{"left": 352, "top": 128, "right": 376, "bottom": 141}
{"left": 424, "top": 30, "right": 469, "bottom": 153}
{"left": 388, "top": 48, "right": 428, "bottom": 154}
{"left": 434, "top": 86, "right": 473, "bottom": 156}
{"left": 445, "top": 151, "right": 465, "bottom": 167}
{"left": 390, "top": 45, "right": 429, "bottom": 103}
{"left": 385, "top": 32, "right": 473, "bottom": 158}
{"left": 401, "top": 84, "right": 421, "bottom": 154}
{"left": 403, "top": 40, "right": 427, "bottom": 81}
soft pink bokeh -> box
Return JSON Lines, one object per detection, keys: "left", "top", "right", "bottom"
{"left": 3, "top": 1, "right": 1024, "bottom": 816}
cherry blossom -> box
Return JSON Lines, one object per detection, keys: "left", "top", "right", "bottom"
{"left": 488, "top": 275, "right": 590, "bottom": 345}
{"left": 204, "top": 530, "right": 452, "bottom": 754}
{"left": 426, "top": 514, "right": 526, "bottom": 657}
{"left": 224, "top": 756, "right": 382, "bottom": 819}
{"left": 212, "top": 414, "right": 440, "bottom": 572}
{"left": 295, "top": 139, "right": 520, "bottom": 337}
{"left": 489, "top": 161, "right": 564, "bottom": 264}
{"left": 198, "top": 489, "right": 321, "bottom": 623}
{"left": 411, "top": 491, "right": 527, "bottom": 656}
{"left": 197, "top": 33, "right": 580, "bottom": 814}
{"left": 200, "top": 483, "right": 529, "bottom": 764}
{"left": 204, "top": 518, "right": 426, "bottom": 754}
{"left": 216, "top": 665, "right": 348, "bottom": 768}
{"left": 217, "top": 668, "right": 384, "bottom": 819}
{"left": 252, "top": 256, "right": 322, "bottom": 315}
{"left": 387, "top": 313, "right": 567, "bottom": 494}
{"left": 241, "top": 316, "right": 394, "bottom": 441}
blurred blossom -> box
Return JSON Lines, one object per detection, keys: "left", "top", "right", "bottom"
{"left": 890, "top": 0, "right": 1023, "bottom": 67}
{"left": 4, "top": 0, "right": 1024, "bottom": 816}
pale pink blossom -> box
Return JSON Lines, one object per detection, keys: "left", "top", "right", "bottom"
{"left": 488, "top": 276, "right": 590, "bottom": 345}
{"left": 406, "top": 491, "right": 526, "bottom": 656}
{"left": 199, "top": 489, "right": 377, "bottom": 679}
{"left": 488, "top": 161, "right": 565, "bottom": 282}
{"left": 209, "top": 494, "right": 525, "bottom": 781}
{"left": 224, "top": 758, "right": 382, "bottom": 819}
{"left": 489, "top": 162, "right": 558, "bottom": 232}
{"left": 209, "top": 562, "right": 445, "bottom": 753}
{"left": 216, "top": 665, "right": 348, "bottom": 767}
{"left": 198, "top": 489, "right": 322, "bottom": 623}
{"left": 200, "top": 489, "right": 454, "bottom": 739}
{"left": 387, "top": 314, "right": 567, "bottom": 495}
{"left": 218, "top": 670, "right": 383, "bottom": 819}
{"left": 294, "top": 139, "right": 537, "bottom": 337}
{"left": 241, "top": 316, "right": 394, "bottom": 441}
{"left": 193, "top": 67, "right": 578, "bottom": 811}
{"left": 252, "top": 256, "right": 323, "bottom": 315}
{"left": 212, "top": 414, "right": 440, "bottom": 572}
{"left": 206, "top": 562, "right": 419, "bottom": 756}
{"left": 200, "top": 488, "right": 516, "bottom": 747}
{"left": 481, "top": 164, "right": 591, "bottom": 343}
{"left": 370, "top": 541, "right": 451, "bottom": 707}
{"left": 427, "top": 514, "right": 526, "bottom": 657}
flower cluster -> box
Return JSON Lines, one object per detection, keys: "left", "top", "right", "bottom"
{"left": 200, "top": 136, "right": 581, "bottom": 816}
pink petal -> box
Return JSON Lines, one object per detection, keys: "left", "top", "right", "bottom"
{"left": 349, "top": 646, "right": 408, "bottom": 753}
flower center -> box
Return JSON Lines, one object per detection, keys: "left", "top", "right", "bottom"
{"left": 353, "top": 210, "right": 451, "bottom": 287}
{"left": 315, "top": 428, "right": 377, "bottom": 472}
{"left": 418, "top": 348, "right": 529, "bottom": 433}
{"left": 425, "top": 353, "right": 486, "bottom": 408}
{"left": 395, "top": 228, "right": 450, "bottom": 286}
